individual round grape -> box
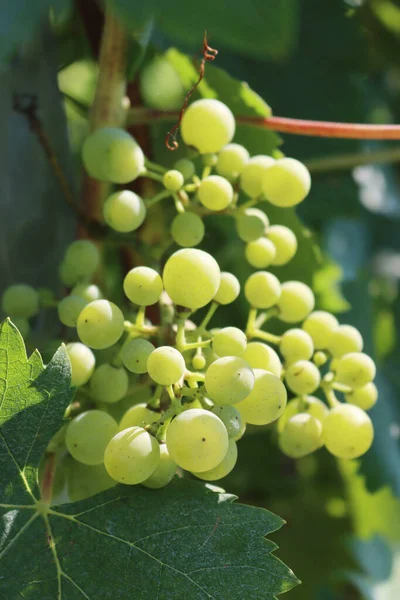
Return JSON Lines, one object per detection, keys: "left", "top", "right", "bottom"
{"left": 82, "top": 127, "right": 145, "bottom": 184}
{"left": 278, "top": 396, "right": 329, "bottom": 434}
{"left": 236, "top": 208, "right": 269, "bottom": 243}
{"left": 261, "top": 158, "right": 311, "bottom": 207}
{"left": 59, "top": 261, "right": 78, "bottom": 286}
{"left": 174, "top": 158, "right": 195, "bottom": 181}
{"left": 328, "top": 325, "right": 363, "bottom": 358}
{"left": 147, "top": 346, "right": 185, "bottom": 386}
{"left": 119, "top": 403, "right": 160, "bottom": 431}
{"left": 285, "top": 360, "right": 321, "bottom": 395}
{"left": 163, "top": 169, "right": 184, "bottom": 192}
{"left": 335, "top": 352, "right": 376, "bottom": 389}
{"left": 280, "top": 328, "right": 314, "bottom": 364}
{"left": 244, "top": 271, "right": 281, "bottom": 309}
{"left": 103, "top": 190, "right": 146, "bottom": 233}
{"left": 171, "top": 212, "right": 205, "bottom": 248}
{"left": 205, "top": 356, "right": 254, "bottom": 405}
{"left": 163, "top": 248, "right": 220, "bottom": 310}
{"left": 240, "top": 155, "right": 275, "bottom": 198}
{"left": 243, "top": 342, "right": 282, "bottom": 377}
{"left": 210, "top": 405, "right": 244, "bottom": 439}
{"left": 216, "top": 143, "right": 249, "bottom": 180}
{"left": 277, "top": 281, "right": 315, "bottom": 323}
{"left": 66, "top": 342, "right": 95, "bottom": 387}
{"left": 122, "top": 338, "right": 155, "bottom": 374}
{"left": 345, "top": 382, "right": 378, "bottom": 411}
{"left": 104, "top": 426, "right": 160, "bottom": 484}
{"left": 13, "top": 317, "right": 30, "bottom": 338}
{"left": 139, "top": 56, "right": 184, "bottom": 110}
{"left": 266, "top": 225, "right": 297, "bottom": 266}
{"left": 245, "top": 237, "right": 276, "bottom": 269}
{"left": 77, "top": 299, "right": 124, "bottom": 350}
{"left": 142, "top": 444, "right": 177, "bottom": 489}
{"left": 322, "top": 404, "right": 374, "bottom": 459}
{"left": 197, "top": 175, "right": 233, "bottom": 211}
{"left": 89, "top": 364, "right": 129, "bottom": 404}
{"left": 302, "top": 311, "right": 339, "bottom": 350}
{"left": 66, "top": 410, "right": 118, "bottom": 466}
{"left": 193, "top": 439, "right": 237, "bottom": 481}
{"left": 212, "top": 327, "right": 247, "bottom": 358}
{"left": 57, "top": 295, "right": 86, "bottom": 328}
{"left": 64, "top": 240, "right": 100, "bottom": 280}
{"left": 192, "top": 353, "right": 206, "bottom": 370}
{"left": 166, "top": 408, "right": 229, "bottom": 472}
{"left": 66, "top": 458, "right": 116, "bottom": 502}
{"left": 71, "top": 283, "right": 102, "bottom": 303}
{"left": 279, "top": 413, "right": 322, "bottom": 458}
{"left": 123, "top": 266, "right": 163, "bottom": 306}
{"left": 2, "top": 284, "right": 39, "bottom": 318}
{"left": 181, "top": 99, "right": 235, "bottom": 154}
{"left": 214, "top": 272, "right": 240, "bottom": 305}
{"left": 236, "top": 369, "right": 287, "bottom": 425}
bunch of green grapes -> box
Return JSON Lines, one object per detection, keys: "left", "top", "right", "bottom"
{"left": 1, "top": 97, "right": 378, "bottom": 502}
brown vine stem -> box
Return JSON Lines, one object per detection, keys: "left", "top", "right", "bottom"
{"left": 40, "top": 452, "right": 57, "bottom": 505}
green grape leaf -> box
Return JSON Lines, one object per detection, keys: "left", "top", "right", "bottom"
{"left": 0, "top": 319, "right": 299, "bottom": 598}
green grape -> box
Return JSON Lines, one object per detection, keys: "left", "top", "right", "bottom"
{"left": 192, "top": 439, "right": 237, "bottom": 481}
{"left": 163, "top": 169, "right": 184, "bottom": 191}
{"left": 244, "top": 271, "right": 281, "bottom": 309}
{"left": 139, "top": 57, "right": 185, "bottom": 110}
{"left": 328, "top": 325, "right": 363, "bottom": 358}
{"left": 216, "top": 143, "right": 249, "bottom": 180}
{"left": 103, "top": 190, "right": 146, "bottom": 233}
{"left": 174, "top": 158, "right": 195, "bottom": 181}
{"left": 192, "top": 353, "right": 206, "bottom": 370}
{"left": 71, "top": 283, "right": 102, "bottom": 303}
{"left": 171, "top": 212, "right": 205, "bottom": 247}
{"left": 122, "top": 338, "right": 155, "bottom": 374}
{"left": 313, "top": 351, "right": 328, "bottom": 367}
{"left": 123, "top": 266, "right": 163, "bottom": 306}
{"left": 335, "top": 352, "right": 376, "bottom": 389}
{"left": 57, "top": 295, "right": 86, "bottom": 327}
{"left": 236, "top": 369, "right": 287, "bottom": 425}
{"left": 261, "top": 158, "right": 311, "bottom": 207}
{"left": 322, "top": 404, "right": 374, "bottom": 459}
{"left": 245, "top": 237, "right": 276, "bottom": 269}
{"left": 285, "top": 360, "right": 321, "bottom": 395}
{"left": 2, "top": 284, "right": 39, "bottom": 318}
{"left": 104, "top": 426, "right": 160, "bottom": 484}
{"left": 212, "top": 326, "right": 247, "bottom": 357}
{"left": 279, "top": 328, "right": 314, "bottom": 364}
{"left": 345, "top": 382, "right": 378, "bottom": 411}
{"left": 119, "top": 403, "right": 160, "bottom": 431}
{"left": 66, "top": 342, "right": 95, "bottom": 387}
{"left": 64, "top": 240, "right": 100, "bottom": 280}
{"left": 233, "top": 420, "right": 246, "bottom": 441}
{"left": 302, "top": 311, "right": 339, "bottom": 350}
{"left": 210, "top": 404, "right": 244, "bottom": 439}
{"left": 266, "top": 225, "right": 297, "bottom": 266}
{"left": 66, "top": 457, "right": 116, "bottom": 502}
{"left": 243, "top": 342, "right": 282, "bottom": 377}
{"left": 214, "top": 272, "right": 240, "bottom": 305}
{"left": 181, "top": 99, "right": 235, "bottom": 154}
{"left": 166, "top": 408, "right": 229, "bottom": 472}
{"left": 89, "top": 364, "right": 129, "bottom": 404}
{"left": 198, "top": 175, "right": 233, "bottom": 211}
{"left": 279, "top": 413, "right": 322, "bottom": 458}
{"left": 277, "top": 395, "right": 329, "bottom": 435}
{"left": 13, "top": 317, "right": 30, "bottom": 338}
{"left": 82, "top": 127, "right": 145, "bottom": 184}
{"left": 277, "top": 281, "right": 315, "bottom": 323}
{"left": 205, "top": 356, "right": 254, "bottom": 405}
{"left": 66, "top": 410, "right": 118, "bottom": 466}
{"left": 235, "top": 208, "right": 269, "bottom": 242}
{"left": 240, "top": 155, "right": 275, "bottom": 198}
{"left": 59, "top": 261, "right": 78, "bottom": 286}
{"left": 163, "top": 248, "right": 220, "bottom": 310}
{"left": 142, "top": 444, "right": 177, "bottom": 489}
{"left": 77, "top": 299, "right": 125, "bottom": 350}
{"left": 147, "top": 346, "right": 185, "bottom": 385}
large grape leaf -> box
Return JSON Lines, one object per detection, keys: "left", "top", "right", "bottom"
{"left": 0, "top": 319, "right": 299, "bottom": 599}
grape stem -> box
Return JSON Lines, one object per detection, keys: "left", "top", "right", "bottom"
{"left": 176, "top": 319, "right": 211, "bottom": 352}
{"left": 143, "top": 170, "right": 164, "bottom": 183}
{"left": 173, "top": 193, "right": 185, "bottom": 214}
{"left": 145, "top": 189, "right": 173, "bottom": 208}
{"left": 195, "top": 301, "right": 219, "bottom": 334}
{"left": 322, "top": 386, "right": 341, "bottom": 409}
{"left": 254, "top": 307, "right": 279, "bottom": 329}
{"left": 144, "top": 158, "right": 167, "bottom": 174}
{"left": 331, "top": 381, "right": 353, "bottom": 394}
{"left": 246, "top": 308, "right": 281, "bottom": 344}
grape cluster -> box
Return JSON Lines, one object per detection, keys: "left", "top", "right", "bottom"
{"left": 1, "top": 98, "right": 378, "bottom": 496}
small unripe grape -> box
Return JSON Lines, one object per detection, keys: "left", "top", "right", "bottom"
{"left": 212, "top": 327, "right": 247, "bottom": 358}
{"left": 236, "top": 369, "right": 287, "bottom": 425}
{"left": 205, "top": 356, "right": 255, "bottom": 405}
{"left": 322, "top": 404, "right": 374, "bottom": 459}
{"left": 122, "top": 338, "right": 155, "bottom": 374}
{"left": 198, "top": 175, "right": 233, "bottom": 211}
{"left": 2, "top": 284, "right": 39, "bottom": 318}
{"left": 243, "top": 342, "right": 282, "bottom": 377}
{"left": 280, "top": 328, "right": 314, "bottom": 364}
{"left": 103, "top": 190, "right": 146, "bottom": 233}
{"left": 171, "top": 212, "right": 205, "bottom": 247}
{"left": 244, "top": 271, "right": 281, "bottom": 309}
{"left": 202, "top": 153, "right": 218, "bottom": 167}
{"left": 174, "top": 158, "right": 195, "bottom": 181}
{"left": 277, "top": 281, "right": 315, "bottom": 323}
{"left": 77, "top": 300, "right": 125, "bottom": 350}
{"left": 147, "top": 346, "right": 185, "bottom": 385}
{"left": 163, "top": 169, "right": 184, "bottom": 191}
{"left": 58, "top": 295, "right": 87, "bottom": 328}
{"left": 302, "top": 311, "right": 339, "bottom": 350}
{"left": 240, "top": 155, "right": 275, "bottom": 198}
{"left": 192, "top": 353, "right": 206, "bottom": 370}
{"left": 278, "top": 396, "right": 328, "bottom": 435}
{"left": 261, "top": 158, "right": 311, "bottom": 207}
{"left": 266, "top": 225, "right": 297, "bottom": 266}
{"left": 66, "top": 343, "right": 95, "bottom": 387}
{"left": 192, "top": 439, "right": 237, "bottom": 481}
{"left": 214, "top": 272, "right": 240, "bottom": 305}
{"left": 124, "top": 267, "right": 163, "bottom": 306}
{"left": 89, "top": 364, "right": 129, "bottom": 404}
{"left": 279, "top": 413, "right": 322, "bottom": 458}
{"left": 245, "top": 237, "right": 276, "bottom": 269}
{"left": 216, "top": 143, "right": 249, "bottom": 180}
{"left": 142, "top": 444, "right": 177, "bottom": 489}
{"left": 328, "top": 325, "right": 363, "bottom": 358}
{"left": 285, "top": 360, "right": 321, "bottom": 395}
{"left": 181, "top": 99, "right": 235, "bottom": 154}
{"left": 345, "top": 382, "right": 378, "bottom": 411}
{"left": 64, "top": 240, "right": 100, "bottom": 281}
{"left": 335, "top": 352, "right": 376, "bottom": 389}
{"left": 139, "top": 57, "right": 185, "bottom": 110}
{"left": 71, "top": 284, "right": 102, "bottom": 303}
{"left": 236, "top": 208, "right": 269, "bottom": 242}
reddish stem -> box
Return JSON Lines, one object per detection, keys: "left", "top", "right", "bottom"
{"left": 40, "top": 452, "right": 57, "bottom": 505}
